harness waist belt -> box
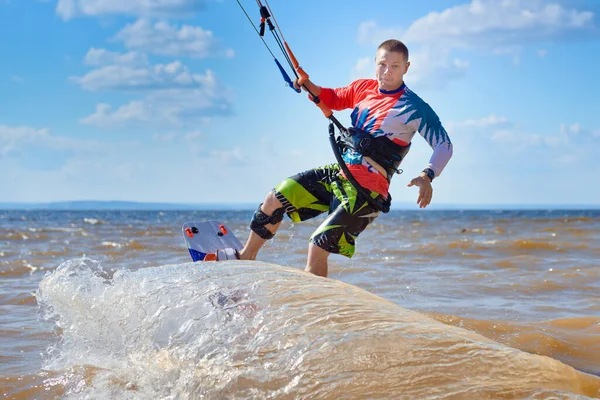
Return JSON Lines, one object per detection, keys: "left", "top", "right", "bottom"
{"left": 340, "top": 127, "right": 411, "bottom": 177}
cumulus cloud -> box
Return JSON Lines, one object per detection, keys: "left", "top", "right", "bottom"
{"left": 0, "top": 125, "right": 101, "bottom": 157}
{"left": 450, "top": 114, "right": 511, "bottom": 129}
{"left": 73, "top": 59, "right": 218, "bottom": 92}
{"left": 559, "top": 122, "right": 600, "bottom": 140}
{"left": 209, "top": 146, "right": 244, "bottom": 164}
{"left": 491, "top": 129, "right": 544, "bottom": 147}
{"left": 114, "top": 19, "right": 234, "bottom": 59}
{"left": 0, "top": 125, "right": 49, "bottom": 156}
{"left": 405, "top": 47, "right": 469, "bottom": 88}
{"left": 490, "top": 121, "right": 599, "bottom": 151}
{"left": 80, "top": 87, "right": 232, "bottom": 128}
{"left": 74, "top": 49, "right": 232, "bottom": 128}
{"left": 357, "top": 20, "right": 403, "bottom": 46}
{"left": 55, "top": 0, "right": 208, "bottom": 20}
{"left": 402, "top": 0, "right": 596, "bottom": 50}
{"left": 355, "top": 1, "right": 597, "bottom": 85}
{"left": 352, "top": 47, "right": 469, "bottom": 87}
{"left": 352, "top": 57, "right": 373, "bottom": 80}
{"left": 84, "top": 48, "right": 148, "bottom": 67}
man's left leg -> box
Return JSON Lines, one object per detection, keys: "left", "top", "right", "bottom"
{"left": 305, "top": 177, "right": 380, "bottom": 278}
{"left": 306, "top": 243, "right": 331, "bottom": 277}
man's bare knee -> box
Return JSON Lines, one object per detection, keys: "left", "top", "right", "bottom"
{"left": 262, "top": 191, "right": 283, "bottom": 214}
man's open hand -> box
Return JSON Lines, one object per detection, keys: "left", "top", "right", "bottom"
{"left": 407, "top": 176, "right": 433, "bottom": 208}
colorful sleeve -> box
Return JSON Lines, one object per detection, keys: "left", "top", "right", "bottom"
{"left": 417, "top": 101, "right": 453, "bottom": 178}
{"left": 318, "top": 79, "right": 371, "bottom": 111}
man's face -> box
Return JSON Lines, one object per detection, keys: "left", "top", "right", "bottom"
{"left": 375, "top": 48, "right": 410, "bottom": 91}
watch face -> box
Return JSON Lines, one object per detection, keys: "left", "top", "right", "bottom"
{"left": 425, "top": 168, "right": 434, "bottom": 180}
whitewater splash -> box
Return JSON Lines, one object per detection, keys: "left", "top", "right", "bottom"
{"left": 36, "top": 258, "right": 600, "bottom": 399}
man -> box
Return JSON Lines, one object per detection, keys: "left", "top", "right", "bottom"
{"left": 238, "top": 39, "right": 453, "bottom": 278}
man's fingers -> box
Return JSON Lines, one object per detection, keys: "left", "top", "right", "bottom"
{"left": 418, "top": 187, "right": 433, "bottom": 208}
{"left": 408, "top": 177, "right": 433, "bottom": 207}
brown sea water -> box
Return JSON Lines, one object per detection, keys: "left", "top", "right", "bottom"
{"left": 1, "top": 209, "right": 599, "bottom": 399}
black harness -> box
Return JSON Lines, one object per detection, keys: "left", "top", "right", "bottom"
{"left": 328, "top": 125, "right": 411, "bottom": 213}
{"left": 339, "top": 128, "right": 411, "bottom": 178}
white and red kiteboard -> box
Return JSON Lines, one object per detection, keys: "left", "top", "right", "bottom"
{"left": 182, "top": 221, "right": 243, "bottom": 262}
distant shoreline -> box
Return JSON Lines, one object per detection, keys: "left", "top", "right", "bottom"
{"left": 1, "top": 201, "right": 599, "bottom": 211}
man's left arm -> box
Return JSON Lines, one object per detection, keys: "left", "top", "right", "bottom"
{"left": 407, "top": 103, "right": 453, "bottom": 208}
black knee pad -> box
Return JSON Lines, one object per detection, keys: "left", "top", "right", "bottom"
{"left": 250, "top": 203, "right": 285, "bottom": 240}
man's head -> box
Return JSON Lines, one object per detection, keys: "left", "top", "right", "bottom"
{"left": 375, "top": 39, "right": 410, "bottom": 91}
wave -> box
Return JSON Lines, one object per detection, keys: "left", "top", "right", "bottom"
{"left": 35, "top": 258, "right": 600, "bottom": 399}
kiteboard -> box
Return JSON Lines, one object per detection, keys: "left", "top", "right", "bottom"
{"left": 182, "top": 221, "right": 243, "bottom": 262}
{"left": 182, "top": 221, "right": 258, "bottom": 317}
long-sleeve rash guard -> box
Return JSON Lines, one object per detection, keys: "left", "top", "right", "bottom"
{"left": 319, "top": 79, "right": 453, "bottom": 197}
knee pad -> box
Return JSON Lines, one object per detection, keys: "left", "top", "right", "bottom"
{"left": 250, "top": 203, "right": 285, "bottom": 240}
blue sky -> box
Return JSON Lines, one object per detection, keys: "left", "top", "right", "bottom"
{"left": 1, "top": 0, "right": 599, "bottom": 207}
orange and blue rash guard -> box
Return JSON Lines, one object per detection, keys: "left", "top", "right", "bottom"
{"left": 319, "top": 79, "right": 453, "bottom": 197}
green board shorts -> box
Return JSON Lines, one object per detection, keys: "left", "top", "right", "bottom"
{"left": 273, "top": 163, "right": 382, "bottom": 258}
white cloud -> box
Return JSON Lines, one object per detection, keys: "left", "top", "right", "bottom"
{"left": 184, "top": 131, "right": 202, "bottom": 141}
{"left": 0, "top": 125, "right": 101, "bottom": 158}
{"left": 84, "top": 48, "right": 148, "bottom": 67}
{"left": 559, "top": 122, "right": 600, "bottom": 140}
{"left": 402, "top": 0, "right": 596, "bottom": 50}
{"left": 55, "top": 0, "right": 208, "bottom": 20}
{"left": 354, "top": 1, "right": 596, "bottom": 85}
{"left": 490, "top": 121, "right": 599, "bottom": 152}
{"left": 357, "top": 21, "right": 403, "bottom": 46}
{"left": 562, "top": 122, "right": 581, "bottom": 134}
{"left": 74, "top": 49, "right": 232, "bottom": 128}
{"left": 209, "top": 146, "right": 244, "bottom": 164}
{"left": 450, "top": 114, "right": 511, "bottom": 129}
{"left": 80, "top": 87, "right": 232, "bottom": 128}
{"left": 352, "top": 46, "right": 469, "bottom": 88}
{"left": 352, "top": 57, "right": 373, "bottom": 80}
{"left": 0, "top": 125, "right": 49, "bottom": 156}
{"left": 114, "top": 19, "right": 234, "bottom": 59}
{"left": 491, "top": 129, "right": 543, "bottom": 147}
{"left": 406, "top": 47, "right": 469, "bottom": 88}
{"left": 73, "top": 60, "right": 217, "bottom": 91}
{"left": 151, "top": 131, "right": 201, "bottom": 142}
{"left": 153, "top": 132, "right": 178, "bottom": 142}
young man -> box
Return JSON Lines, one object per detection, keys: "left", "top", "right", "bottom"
{"left": 238, "top": 39, "right": 453, "bottom": 277}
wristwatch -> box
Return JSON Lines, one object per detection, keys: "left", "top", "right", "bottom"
{"left": 422, "top": 168, "right": 435, "bottom": 182}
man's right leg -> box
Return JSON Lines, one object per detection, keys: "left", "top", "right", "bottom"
{"left": 239, "top": 191, "right": 284, "bottom": 260}
{"left": 240, "top": 164, "right": 336, "bottom": 261}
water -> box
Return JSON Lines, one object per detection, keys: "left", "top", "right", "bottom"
{"left": 1, "top": 209, "right": 599, "bottom": 399}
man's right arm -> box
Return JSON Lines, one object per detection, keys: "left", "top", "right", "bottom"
{"left": 295, "top": 78, "right": 321, "bottom": 97}
{"left": 295, "top": 78, "right": 368, "bottom": 111}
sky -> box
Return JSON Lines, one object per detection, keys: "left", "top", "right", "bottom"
{"left": 1, "top": 0, "right": 599, "bottom": 208}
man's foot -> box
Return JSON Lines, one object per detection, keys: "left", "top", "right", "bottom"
{"left": 216, "top": 248, "right": 240, "bottom": 261}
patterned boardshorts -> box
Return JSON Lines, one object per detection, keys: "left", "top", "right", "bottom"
{"left": 273, "top": 163, "right": 381, "bottom": 258}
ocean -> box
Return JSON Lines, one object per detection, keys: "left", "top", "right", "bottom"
{"left": 1, "top": 209, "right": 599, "bottom": 399}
